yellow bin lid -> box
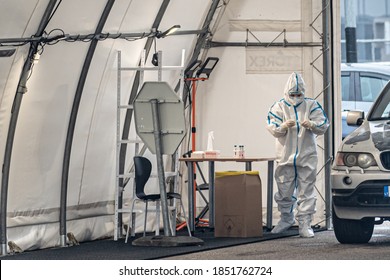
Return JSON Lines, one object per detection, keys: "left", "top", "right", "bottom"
{"left": 215, "top": 171, "right": 259, "bottom": 178}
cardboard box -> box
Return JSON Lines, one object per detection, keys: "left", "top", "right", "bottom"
{"left": 215, "top": 171, "right": 262, "bottom": 237}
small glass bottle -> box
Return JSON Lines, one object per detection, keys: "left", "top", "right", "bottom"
{"left": 239, "top": 145, "right": 245, "bottom": 158}
{"left": 234, "top": 145, "right": 239, "bottom": 158}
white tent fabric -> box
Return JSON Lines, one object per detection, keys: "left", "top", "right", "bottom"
{"left": 0, "top": 0, "right": 339, "bottom": 253}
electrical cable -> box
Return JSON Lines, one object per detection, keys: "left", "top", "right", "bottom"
{"left": 44, "top": 0, "right": 63, "bottom": 30}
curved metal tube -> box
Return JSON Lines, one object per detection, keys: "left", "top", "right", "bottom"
{"left": 0, "top": 0, "right": 59, "bottom": 256}
{"left": 60, "top": 0, "right": 115, "bottom": 246}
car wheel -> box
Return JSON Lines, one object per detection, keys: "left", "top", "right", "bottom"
{"left": 332, "top": 204, "right": 374, "bottom": 244}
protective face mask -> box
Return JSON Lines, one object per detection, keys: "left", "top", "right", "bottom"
{"left": 289, "top": 96, "right": 304, "bottom": 105}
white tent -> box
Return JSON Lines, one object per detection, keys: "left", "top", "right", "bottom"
{"left": 0, "top": 0, "right": 341, "bottom": 254}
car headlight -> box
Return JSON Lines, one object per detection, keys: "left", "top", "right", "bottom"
{"left": 344, "top": 153, "right": 357, "bottom": 167}
{"left": 358, "top": 153, "right": 376, "bottom": 168}
{"left": 335, "top": 152, "right": 377, "bottom": 169}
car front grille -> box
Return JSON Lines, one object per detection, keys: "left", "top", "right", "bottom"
{"left": 333, "top": 180, "right": 390, "bottom": 207}
{"left": 380, "top": 151, "right": 390, "bottom": 170}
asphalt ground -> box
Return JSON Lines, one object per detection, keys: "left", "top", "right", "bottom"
{"left": 2, "top": 223, "right": 389, "bottom": 280}
{"left": 163, "top": 222, "right": 390, "bottom": 260}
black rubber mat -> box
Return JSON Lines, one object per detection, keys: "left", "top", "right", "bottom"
{"left": 0, "top": 227, "right": 311, "bottom": 260}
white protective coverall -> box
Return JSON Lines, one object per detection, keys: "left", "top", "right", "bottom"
{"left": 266, "top": 72, "right": 329, "bottom": 237}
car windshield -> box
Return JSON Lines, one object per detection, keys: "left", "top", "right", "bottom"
{"left": 368, "top": 84, "right": 390, "bottom": 121}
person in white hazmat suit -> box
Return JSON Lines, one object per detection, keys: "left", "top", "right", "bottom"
{"left": 266, "top": 72, "right": 329, "bottom": 238}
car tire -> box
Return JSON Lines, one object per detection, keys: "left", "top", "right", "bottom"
{"left": 332, "top": 204, "right": 374, "bottom": 244}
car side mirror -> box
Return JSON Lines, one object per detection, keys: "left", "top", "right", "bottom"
{"left": 346, "top": 110, "right": 365, "bottom": 126}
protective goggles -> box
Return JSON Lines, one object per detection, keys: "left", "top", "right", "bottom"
{"left": 288, "top": 91, "right": 303, "bottom": 97}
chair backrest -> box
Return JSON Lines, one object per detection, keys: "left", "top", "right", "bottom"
{"left": 133, "top": 156, "right": 152, "bottom": 199}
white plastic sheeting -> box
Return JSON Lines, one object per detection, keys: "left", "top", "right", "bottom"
{"left": 0, "top": 0, "right": 339, "bottom": 253}
{"left": 0, "top": 0, "right": 214, "bottom": 252}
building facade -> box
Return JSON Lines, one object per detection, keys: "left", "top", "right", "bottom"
{"left": 341, "top": 0, "right": 390, "bottom": 62}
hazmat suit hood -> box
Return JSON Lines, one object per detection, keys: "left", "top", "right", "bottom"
{"left": 284, "top": 72, "right": 306, "bottom": 105}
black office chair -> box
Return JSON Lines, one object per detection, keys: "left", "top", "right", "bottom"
{"left": 125, "top": 156, "right": 191, "bottom": 243}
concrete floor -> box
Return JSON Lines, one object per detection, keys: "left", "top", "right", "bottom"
{"left": 163, "top": 222, "right": 390, "bottom": 260}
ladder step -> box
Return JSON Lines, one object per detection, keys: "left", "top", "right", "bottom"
{"left": 159, "top": 171, "right": 177, "bottom": 177}
{"left": 119, "top": 66, "right": 183, "bottom": 71}
{"left": 118, "top": 139, "right": 143, "bottom": 144}
{"left": 117, "top": 171, "right": 177, "bottom": 179}
{"left": 118, "top": 105, "right": 134, "bottom": 109}
{"left": 118, "top": 205, "right": 176, "bottom": 214}
{"left": 117, "top": 173, "right": 135, "bottom": 179}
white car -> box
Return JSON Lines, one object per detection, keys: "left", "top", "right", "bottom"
{"left": 341, "top": 63, "right": 390, "bottom": 138}
{"left": 332, "top": 81, "right": 390, "bottom": 243}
